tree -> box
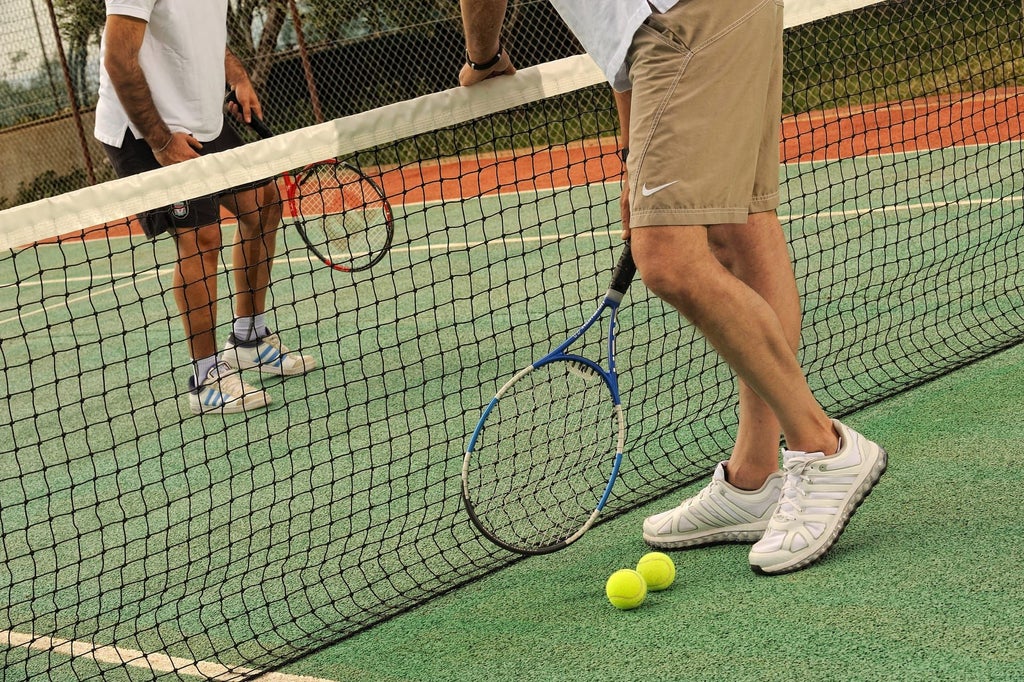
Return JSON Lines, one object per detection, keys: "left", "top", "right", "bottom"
{"left": 52, "top": 0, "right": 104, "bottom": 42}
{"left": 228, "top": 0, "right": 290, "bottom": 90}
{"left": 52, "top": 0, "right": 104, "bottom": 106}
{"left": 0, "top": 63, "right": 67, "bottom": 126}
{"left": 300, "top": 0, "right": 460, "bottom": 41}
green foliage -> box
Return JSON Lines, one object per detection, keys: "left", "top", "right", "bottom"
{"left": 0, "top": 61, "right": 66, "bottom": 127}
{"left": 301, "top": 1, "right": 458, "bottom": 41}
{"left": 52, "top": 0, "right": 105, "bottom": 45}
{"left": 53, "top": 0, "right": 104, "bottom": 106}
{"left": 13, "top": 168, "right": 89, "bottom": 205}
{"left": 783, "top": 1, "right": 1024, "bottom": 114}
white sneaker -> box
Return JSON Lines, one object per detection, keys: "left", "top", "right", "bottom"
{"left": 221, "top": 331, "right": 316, "bottom": 376}
{"left": 748, "top": 420, "right": 887, "bottom": 575}
{"left": 643, "top": 462, "right": 784, "bottom": 549}
{"left": 187, "top": 362, "right": 271, "bottom": 415}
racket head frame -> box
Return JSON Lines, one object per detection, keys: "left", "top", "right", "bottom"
{"left": 284, "top": 160, "right": 395, "bottom": 272}
{"left": 461, "top": 244, "right": 635, "bottom": 555}
{"left": 461, "top": 349, "right": 626, "bottom": 555}
{"left": 226, "top": 90, "right": 395, "bottom": 273}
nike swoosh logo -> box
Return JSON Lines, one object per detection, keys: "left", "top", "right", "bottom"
{"left": 641, "top": 181, "right": 679, "bottom": 197}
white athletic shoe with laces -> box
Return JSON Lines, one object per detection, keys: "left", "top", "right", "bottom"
{"left": 643, "top": 462, "right": 785, "bottom": 548}
{"left": 221, "top": 331, "right": 316, "bottom": 376}
{"left": 748, "top": 419, "right": 887, "bottom": 575}
{"left": 187, "top": 361, "right": 271, "bottom": 415}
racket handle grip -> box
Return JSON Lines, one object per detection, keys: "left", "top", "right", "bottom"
{"left": 609, "top": 241, "right": 636, "bottom": 295}
{"left": 226, "top": 90, "right": 274, "bottom": 139}
{"left": 247, "top": 116, "right": 274, "bottom": 140}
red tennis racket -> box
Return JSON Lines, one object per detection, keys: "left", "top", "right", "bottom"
{"left": 228, "top": 91, "right": 394, "bottom": 272}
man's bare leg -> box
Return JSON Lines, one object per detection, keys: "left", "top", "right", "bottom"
{"left": 630, "top": 222, "right": 837, "bottom": 457}
{"left": 707, "top": 211, "right": 805, "bottom": 489}
{"left": 221, "top": 182, "right": 281, "bottom": 321}
{"left": 171, "top": 222, "right": 222, "bottom": 362}
{"left": 218, "top": 181, "right": 314, "bottom": 377}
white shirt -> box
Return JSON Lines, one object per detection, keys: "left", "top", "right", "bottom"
{"left": 94, "top": 0, "right": 229, "bottom": 146}
{"left": 549, "top": 0, "right": 680, "bottom": 91}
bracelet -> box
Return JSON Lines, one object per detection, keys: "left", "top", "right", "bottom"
{"left": 153, "top": 134, "right": 173, "bottom": 154}
{"left": 618, "top": 147, "right": 629, "bottom": 163}
{"left": 465, "top": 42, "right": 503, "bottom": 71}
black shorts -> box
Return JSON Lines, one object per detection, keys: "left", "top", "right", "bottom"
{"left": 101, "top": 120, "right": 267, "bottom": 238}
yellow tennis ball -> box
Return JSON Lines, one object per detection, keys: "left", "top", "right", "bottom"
{"left": 605, "top": 569, "right": 647, "bottom": 610}
{"left": 636, "top": 552, "right": 676, "bottom": 591}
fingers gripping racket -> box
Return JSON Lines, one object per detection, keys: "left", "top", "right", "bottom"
{"left": 227, "top": 91, "right": 394, "bottom": 272}
{"left": 462, "top": 242, "right": 637, "bottom": 555}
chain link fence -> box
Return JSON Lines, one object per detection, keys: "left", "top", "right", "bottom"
{"left": 0, "top": 0, "right": 582, "bottom": 209}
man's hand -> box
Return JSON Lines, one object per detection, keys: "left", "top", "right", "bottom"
{"left": 459, "top": 48, "right": 516, "bottom": 87}
{"left": 225, "top": 81, "right": 262, "bottom": 125}
{"left": 225, "top": 49, "right": 262, "bottom": 124}
{"left": 153, "top": 131, "right": 203, "bottom": 166}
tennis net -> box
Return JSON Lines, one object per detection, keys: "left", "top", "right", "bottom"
{"left": 1, "top": 0, "right": 1022, "bottom": 679}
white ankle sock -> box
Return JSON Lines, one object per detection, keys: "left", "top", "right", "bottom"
{"left": 233, "top": 313, "right": 268, "bottom": 342}
{"left": 194, "top": 355, "right": 219, "bottom": 385}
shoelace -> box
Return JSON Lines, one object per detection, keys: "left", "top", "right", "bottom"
{"left": 774, "top": 455, "right": 817, "bottom": 521}
{"left": 685, "top": 479, "right": 719, "bottom": 508}
{"left": 208, "top": 362, "right": 253, "bottom": 395}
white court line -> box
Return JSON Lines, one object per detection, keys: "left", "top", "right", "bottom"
{"left": 8, "top": 136, "right": 1020, "bottom": 258}
{"left": 2, "top": 630, "right": 336, "bottom": 682}
{"left": 6, "top": 192, "right": 1021, "bottom": 297}
{"left": 783, "top": 194, "right": 1024, "bottom": 221}
{"left": 0, "top": 270, "right": 162, "bottom": 328}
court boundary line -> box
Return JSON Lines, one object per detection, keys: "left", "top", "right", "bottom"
{"left": 16, "top": 136, "right": 1022, "bottom": 250}
{"left": 8, "top": 190, "right": 1021, "bottom": 286}
{"left": 2, "top": 629, "right": 336, "bottom": 682}
{"left": 0, "top": 270, "right": 162, "bottom": 328}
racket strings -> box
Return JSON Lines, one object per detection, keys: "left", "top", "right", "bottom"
{"left": 466, "top": 361, "right": 617, "bottom": 552}
{"left": 296, "top": 163, "right": 391, "bottom": 267}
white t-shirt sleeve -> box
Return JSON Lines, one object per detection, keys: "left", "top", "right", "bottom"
{"left": 549, "top": 0, "right": 654, "bottom": 91}
{"left": 105, "top": 1, "right": 156, "bottom": 22}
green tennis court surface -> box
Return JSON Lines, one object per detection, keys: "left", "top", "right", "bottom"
{"left": 7, "top": 329, "right": 1023, "bottom": 681}
{"left": 1, "top": 141, "right": 1021, "bottom": 680}
{"left": 280, "top": 339, "right": 1024, "bottom": 682}
{"left": 2, "top": 1, "right": 1023, "bottom": 676}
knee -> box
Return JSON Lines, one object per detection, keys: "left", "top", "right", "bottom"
{"left": 637, "top": 260, "right": 674, "bottom": 302}
{"left": 638, "top": 259, "right": 697, "bottom": 313}
{"left": 188, "top": 224, "right": 222, "bottom": 257}
{"left": 637, "top": 253, "right": 724, "bottom": 323}
{"left": 174, "top": 224, "right": 222, "bottom": 276}
{"left": 260, "top": 183, "right": 282, "bottom": 225}
{"left": 238, "top": 184, "right": 282, "bottom": 237}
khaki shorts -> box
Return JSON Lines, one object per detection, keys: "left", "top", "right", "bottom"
{"left": 625, "top": 0, "right": 784, "bottom": 227}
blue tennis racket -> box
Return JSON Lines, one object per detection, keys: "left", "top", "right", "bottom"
{"left": 462, "top": 242, "right": 637, "bottom": 554}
